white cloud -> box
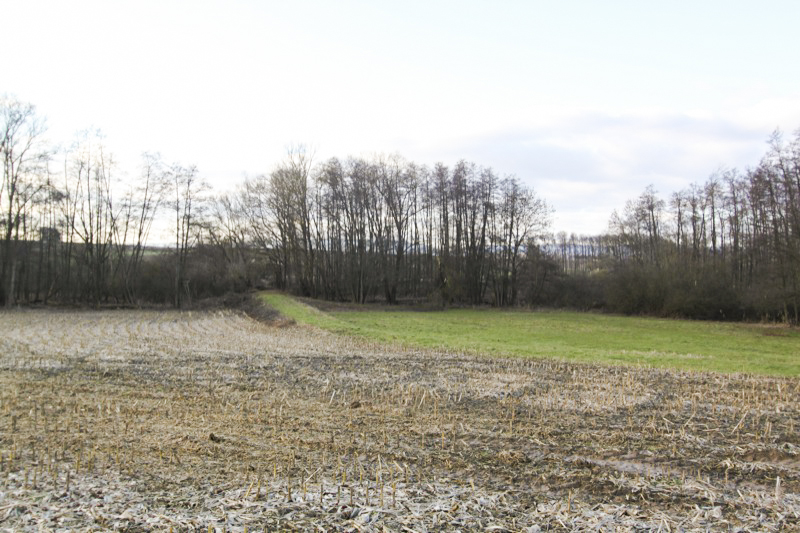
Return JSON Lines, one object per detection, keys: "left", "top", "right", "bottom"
{"left": 3, "top": 1, "right": 800, "bottom": 236}
{"left": 414, "top": 111, "right": 781, "bottom": 234}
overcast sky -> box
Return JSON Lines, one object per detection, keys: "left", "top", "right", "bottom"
{"left": 3, "top": 1, "right": 800, "bottom": 235}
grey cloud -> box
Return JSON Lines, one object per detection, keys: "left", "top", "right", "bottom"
{"left": 401, "top": 112, "right": 778, "bottom": 235}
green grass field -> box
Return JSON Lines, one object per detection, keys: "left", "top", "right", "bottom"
{"left": 259, "top": 292, "right": 800, "bottom": 376}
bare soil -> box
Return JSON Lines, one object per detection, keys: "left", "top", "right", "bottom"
{"left": 0, "top": 309, "right": 798, "bottom": 531}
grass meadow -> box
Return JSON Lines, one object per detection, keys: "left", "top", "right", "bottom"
{"left": 260, "top": 292, "right": 799, "bottom": 376}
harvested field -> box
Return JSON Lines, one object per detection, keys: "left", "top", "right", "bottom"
{"left": 0, "top": 309, "right": 798, "bottom": 531}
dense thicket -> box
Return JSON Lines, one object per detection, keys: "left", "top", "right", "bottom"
{"left": 3, "top": 95, "right": 799, "bottom": 321}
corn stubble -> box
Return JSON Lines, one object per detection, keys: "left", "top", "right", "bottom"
{"left": 0, "top": 309, "right": 798, "bottom": 531}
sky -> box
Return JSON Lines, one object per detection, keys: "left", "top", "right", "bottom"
{"left": 3, "top": 1, "right": 800, "bottom": 235}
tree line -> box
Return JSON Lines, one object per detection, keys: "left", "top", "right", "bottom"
{"left": 543, "top": 129, "right": 800, "bottom": 322}
{"left": 1, "top": 96, "right": 551, "bottom": 308}
{"left": 199, "top": 149, "right": 552, "bottom": 306}
{"left": 4, "top": 94, "right": 799, "bottom": 321}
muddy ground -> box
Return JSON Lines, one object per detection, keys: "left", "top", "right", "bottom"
{"left": 0, "top": 309, "right": 798, "bottom": 531}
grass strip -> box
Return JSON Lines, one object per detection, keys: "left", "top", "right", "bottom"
{"left": 259, "top": 292, "right": 800, "bottom": 376}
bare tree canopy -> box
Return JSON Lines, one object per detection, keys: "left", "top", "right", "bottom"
{"left": 1, "top": 96, "right": 50, "bottom": 307}
{"left": 5, "top": 94, "right": 800, "bottom": 321}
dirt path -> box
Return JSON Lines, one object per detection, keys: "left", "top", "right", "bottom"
{"left": 0, "top": 309, "right": 798, "bottom": 531}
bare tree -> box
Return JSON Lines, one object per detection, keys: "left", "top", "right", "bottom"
{"left": 112, "top": 152, "right": 170, "bottom": 303}
{"left": 171, "top": 163, "right": 208, "bottom": 308}
{"left": 376, "top": 154, "right": 414, "bottom": 303}
{"left": 1, "top": 96, "right": 50, "bottom": 307}
{"left": 492, "top": 175, "right": 550, "bottom": 305}
{"left": 267, "top": 146, "right": 315, "bottom": 294}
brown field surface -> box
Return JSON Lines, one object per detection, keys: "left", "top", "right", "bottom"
{"left": 0, "top": 309, "right": 798, "bottom": 531}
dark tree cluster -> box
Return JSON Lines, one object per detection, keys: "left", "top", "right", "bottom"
{"left": 542, "top": 129, "right": 800, "bottom": 323}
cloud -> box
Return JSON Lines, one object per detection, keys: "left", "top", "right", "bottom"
{"left": 398, "top": 112, "right": 778, "bottom": 235}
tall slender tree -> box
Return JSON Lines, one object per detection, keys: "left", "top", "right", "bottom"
{"left": 1, "top": 96, "right": 50, "bottom": 306}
